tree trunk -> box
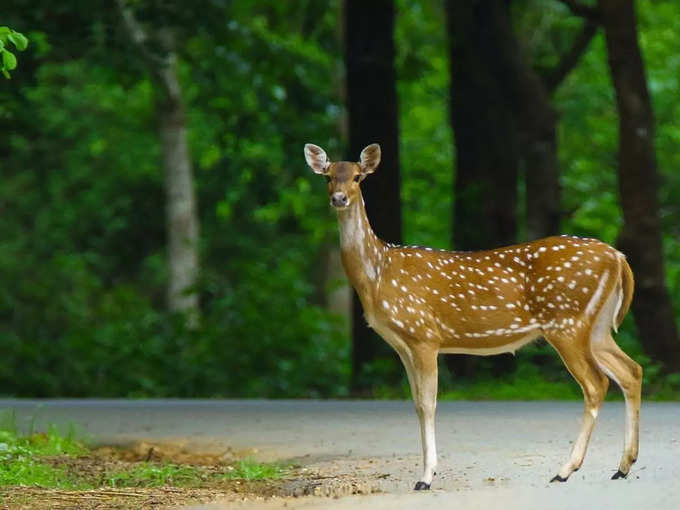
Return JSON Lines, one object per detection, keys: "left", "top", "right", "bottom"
{"left": 344, "top": 0, "right": 402, "bottom": 393}
{"left": 524, "top": 15, "right": 600, "bottom": 239}
{"left": 519, "top": 97, "right": 560, "bottom": 241}
{"left": 156, "top": 57, "right": 200, "bottom": 319}
{"left": 521, "top": 17, "right": 599, "bottom": 242}
{"left": 116, "top": 1, "right": 200, "bottom": 322}
{"left": 447, "top": 0, "right": 519, "bottom": 250}
{"left": 599, "top": 0, "right": 680, "bottom": 372}
{"left": 445, "top": 0, "right": 519, "bottom": 377}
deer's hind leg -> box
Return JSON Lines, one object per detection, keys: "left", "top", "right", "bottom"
{"left": 591, "top": 335, "right": 642, "bottom": 479}
{"left": 545, "top": 328, "right": 610, "bottom": 482}
{"left": 588, "top": 280, "right": 642, "bottom": 479}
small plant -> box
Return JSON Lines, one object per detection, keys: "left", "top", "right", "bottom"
{"left": 223, "top": 457, "right": 286, "bottom": 480}
{"left": 0, "top": 26, "right": 28, "bottom": 78}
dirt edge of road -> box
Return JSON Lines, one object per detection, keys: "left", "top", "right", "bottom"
{"left": 0, "top": 440, "right": 383, "bottom": 509}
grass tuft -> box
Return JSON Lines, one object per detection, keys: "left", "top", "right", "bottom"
{"left": 223, "top": 458, "right": 286, "bottom": 480}
{"left": 106, "top": 463, "right": 205, "bottom": 488}
{"left": 0, "top": 459, "right": 87, "bottom": 489}
{"left": 0, "top": 413, "right": 88, "bottom": 488}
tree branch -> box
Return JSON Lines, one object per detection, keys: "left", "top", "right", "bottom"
{"left": 115, "top": 0, "right": 168, "bottom": 69}
{"left": 557, "top": 0, "right": 601, "bottom": 21}
{"left": 542, "top": 19, "right": 599, "bottom": 94}
{"left": 115, "top": 0, "right": 180, "bottom": 101}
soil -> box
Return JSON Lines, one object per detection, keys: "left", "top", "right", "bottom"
{"left": 0, "top": 441, "right": 382, "bottom": 510}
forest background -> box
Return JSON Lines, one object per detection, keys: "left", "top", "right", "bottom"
{"left": 2, "top": 0, "right": 680, "bottom": 399}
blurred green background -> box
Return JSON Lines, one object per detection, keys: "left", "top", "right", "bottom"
{"left": 1, "top": 0, "right": 679, "bottom": 399}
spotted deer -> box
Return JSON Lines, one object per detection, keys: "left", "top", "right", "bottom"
{"left": 304, "top": 142, "right": 643, "bottom": 490}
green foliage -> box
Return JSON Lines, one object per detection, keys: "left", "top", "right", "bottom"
{"left": 396, "top": 0, "right": 453, "bottom": 248}
{"left": 439, "top": 363, "right": 584, "bottom": 401}
{"left": 0, "top": 27, "right": 28, "bottom": 78}
{"left": 0, "top": 0, "right": 679, "bottom": 399}
{"left": 0, "top": 2, "right": 348, "bottom": 398}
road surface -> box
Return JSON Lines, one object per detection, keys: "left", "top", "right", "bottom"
{"left": 1, "top": 399, "right": 678, "bottom": 508}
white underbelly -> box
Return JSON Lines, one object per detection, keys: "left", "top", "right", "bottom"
{"left": 438, "top": 332, "right": 541, "bottom": 356}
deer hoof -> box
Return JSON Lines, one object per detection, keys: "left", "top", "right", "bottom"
{"left": 611, "top": 470, "right": 627, "bottom": 480}
{"left": 414, "top": 481, "right": 431, "bottom": 490}
{"left": 550, "top": 475, "right": 568, "bottom": 483}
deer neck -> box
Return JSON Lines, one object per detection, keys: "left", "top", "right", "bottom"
{"left": 336, "top": 193, "right": 386, "bottom": 299}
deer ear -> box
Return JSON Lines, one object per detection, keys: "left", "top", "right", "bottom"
{"left": 359, "top": 143, "right": 381, "bottom": 174}
{"left": 304, "top": 144, "right": 331, "bottom": 174}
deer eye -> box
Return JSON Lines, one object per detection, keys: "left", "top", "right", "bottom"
{"left": 353, "top": 174, "right": 361, "bottom": 183}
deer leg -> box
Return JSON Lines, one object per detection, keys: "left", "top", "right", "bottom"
{"left": 547, "top": 334, "right": 609, "bottom": 482}
{"left": 592, "top": 335, "right": 642, "bottom": 479}
{"left": 400, "top": 345, "right": 439, "bottom": 490}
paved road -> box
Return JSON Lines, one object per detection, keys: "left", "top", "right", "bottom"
{"left": 1, "top": 400, "right": 679, "bottom": 508}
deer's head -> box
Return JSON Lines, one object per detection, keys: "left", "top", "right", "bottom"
{"left": 304, "top": 143, "right": 381, "bottom": 209}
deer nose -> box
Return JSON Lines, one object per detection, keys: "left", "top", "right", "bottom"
{"left": 331, "top": 192, "right": 349, "bottom": 208}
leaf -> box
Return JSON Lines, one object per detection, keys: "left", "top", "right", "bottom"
{"left": 8, "top": 32, "right": 28, "bottom": 51}
{"left": 2, "top": 49, "right": 17, "bottom": 70}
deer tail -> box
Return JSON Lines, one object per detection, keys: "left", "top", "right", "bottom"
{"left": 613, "top": 252, "right": 634, "bottom": 332}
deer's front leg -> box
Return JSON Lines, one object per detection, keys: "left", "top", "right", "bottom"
{"left": 400, "top": 345, "right": 439, "bottom": 490}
